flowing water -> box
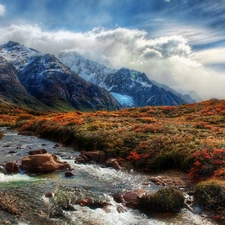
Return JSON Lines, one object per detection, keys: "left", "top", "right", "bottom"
{"left": 0, "top": 128, "right": 218, "bottom": 225}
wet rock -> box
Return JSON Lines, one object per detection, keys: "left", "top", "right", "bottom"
{"left": 114, "top": 190, "right": 147, "bottom": 209}
{"left": 116, "top": 205, "right": 127, "bottom": 213}
{"left": 105, "top": 158, "right": 121, "bottom": 170}
{"left": 54, "top": 143, "right": 60, "bottom": 148}
{"left": 61, "top": 204, "right": 76, "bottom": 211}
{"left": 65, "top": 171, "right": 74, "bottom": 177}
{"left": 74, "top": 157, "right": 85, "bottom": 164}
{"left": 16, "top": 145, "right": 26, "bottom": 149}
{"left": 28, "top": 149, "right": 47, "bottom": 155}
{"left": 20, "top": 153, "right": 72, "bottom": 173}
{"left": 3, "top": 144, "right": 10, "bottom": 147}
{"left": 8, "top": 151, "right": 17, "bottom": 154}
{"left": 5, "top": 162, "right": 19, "bottom": 174}
{"left": 45, "top": 192, "right": 54, "bottom": 198}
{"left": 78, "top": 151, "right": 106, "bottom": 164}
{"left": 76, "top": 197, "right": 94, "bottom": 207}
{"left": 49, "top": 208, "right": 65, "bottom": 218}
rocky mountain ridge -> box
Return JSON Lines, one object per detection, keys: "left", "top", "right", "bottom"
{"left": 58, "top": 51, "right": 196, "bottom": 107}
{"left": 0, "top": 41, "right": 121, "bottom": 111}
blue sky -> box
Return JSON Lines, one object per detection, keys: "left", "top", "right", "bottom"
{"left": 0, "top": 0, "right": 178, "bottom": 31}
{"left": 0, "top": 0, "right": 225, "bottom": 99}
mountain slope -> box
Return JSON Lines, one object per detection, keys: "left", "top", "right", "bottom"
{"left": 104, "top": 68, "right": 185, "bottom": 107}
{"left": 58, "top": 51, "right": 188, "bottom": 107}
{"left": 0, "top": 56, "right": 51, "bottom": 111}
{"left": 58, "top": 51, "right": 116, "bottom": 85}
{"left": 0, "top": 41, "right": 121, "bottom": 111}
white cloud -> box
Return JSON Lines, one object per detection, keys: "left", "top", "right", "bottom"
{"left": 0, "top": 4, "right": 6, "bottom": 16}
{"left": 0, "top": 23, "right": 225, "bottom": 100}
{"left": 192, "top": 47, "right": 225, "bottom": 66}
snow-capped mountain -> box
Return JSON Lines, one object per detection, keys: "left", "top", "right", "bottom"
{"left": 58, "top": 51, "right": 193, "bottom": 107}
{"left": 58, "top": 51, "right": 116, "bottom": 86}
{"left": 0, "top": 41, "right": 121, "bottom": 111}
{"left": 104, "top": 68, "right": 185, "bottom": 107}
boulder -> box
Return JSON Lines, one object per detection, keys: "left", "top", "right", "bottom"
{"left": 114, "top": 190, "right": 147, "bottom": 209}
{"left": 76, "top": 197, "right": 94, "bottom": 207}
{"left": 76, "top": 151, "right": 106, "bottom": 164}
{"left": 65, "top": 171, "right": 74, "bottom": 177}
{"left": 5, "top": 162, "right": 19, "bottom": 174}
{"left": 105, "top": 158, "right": 121, "bottom": 170}
{"left": 28, "top": 149, "right": 47, "bottom": 155}
{"left": 20, "top": 153, "right": 72, "bottom": 173}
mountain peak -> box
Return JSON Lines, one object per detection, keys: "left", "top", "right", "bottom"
{"left": 3, "top": 41, "right": 21, "bottom": 48}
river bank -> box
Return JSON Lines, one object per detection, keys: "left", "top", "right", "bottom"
{"left": 0, "top": 128, "right": 219, "bottom": 225}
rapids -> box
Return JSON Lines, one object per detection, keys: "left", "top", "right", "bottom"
{"left": 0, "top": 128, "right": 218, "bottom": 225}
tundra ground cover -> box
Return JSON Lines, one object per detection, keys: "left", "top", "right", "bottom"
{"left": 13, "top": 99, "right": 225, "bottom": 178}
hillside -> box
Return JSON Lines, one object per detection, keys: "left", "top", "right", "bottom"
{"left": 14, "top": 99, "right": 225, "bottom": 177}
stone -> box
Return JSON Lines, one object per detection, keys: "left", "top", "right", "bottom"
{"left": 45, "top": 192, "right": 54, "bottom": 198}
{"left": 123, "top": 190, "right": 147, "bottom": 208}
{"left": 8, "top": 151, "right": 17, "bottom": 154}
{"left": 114, "top": 190, "right": 147, "bottom": 209}
{"left": 105, "top": 158, "right": 121, "bottom": 170}
{"left": 80, "top": 151, "right": 106, "bottom": 163}
{"left": 20, "top": 153, "right": 72, "bottom": 173}
{"left": 65, "top": 171, "right": 74, "bottom": 177}
{"left": 5, "top": 162, "right": 19, "bottom": 174}
{"left": 28, "top": 149, "right": 47, "bottom": 155}
{"left": 76, "top": 197, "right": 93, "bottom": 207}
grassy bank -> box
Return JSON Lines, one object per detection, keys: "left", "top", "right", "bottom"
{"left": 14, "top": 99, "right": 225, "bottom": 176}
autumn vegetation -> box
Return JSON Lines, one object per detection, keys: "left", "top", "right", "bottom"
{"left": 2, "top": 98, "right": 225, "bottom": 219}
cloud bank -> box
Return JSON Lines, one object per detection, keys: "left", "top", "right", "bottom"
{"left": 0, "top": 24, "right": 224, "bottom": 100}
{"left": 0, "top": 4, "right": 5, "bottom": 16}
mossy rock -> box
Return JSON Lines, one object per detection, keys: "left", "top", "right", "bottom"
{"left": 140, "top": 187, "right": 184, "bottom": 212}
{"left": 194, "top": 180, "right": 225, "bottom": 209}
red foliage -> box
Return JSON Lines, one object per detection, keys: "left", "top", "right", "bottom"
{"left": 126, "top": 151, "right": 140, "bottom": 161}
{"left": 188, "top": 148, "right": 225, "bottom": 182}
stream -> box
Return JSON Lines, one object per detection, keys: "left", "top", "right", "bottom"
{"left": 0, "top": 128, "right": 218, "bottom": 225}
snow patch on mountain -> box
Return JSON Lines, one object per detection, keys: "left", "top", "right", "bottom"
{"left": 58, "top": 51, "right": 116, "bottom": 84}
{"left": 0, "top": 41, "right": 39, "bottom": 70}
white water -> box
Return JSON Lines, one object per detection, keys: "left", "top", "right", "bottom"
{"left": 0, "top": 173, "right": 32, "bottom": 182}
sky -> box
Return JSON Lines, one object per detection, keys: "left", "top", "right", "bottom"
{"left": 0, "top": 0, "right": 225, "bottom": 100}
